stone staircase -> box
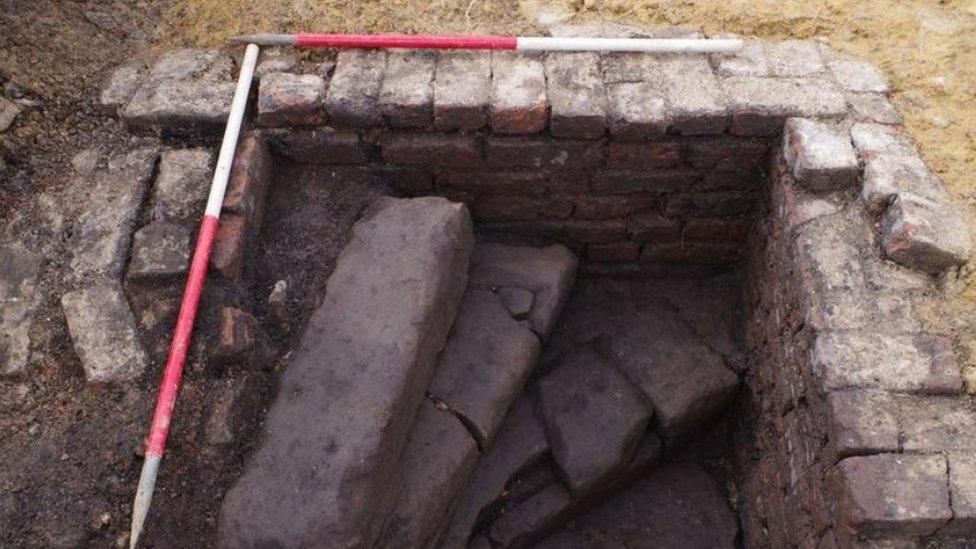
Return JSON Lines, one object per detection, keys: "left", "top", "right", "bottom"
{"left": 218, "top": 197, "right": 742, "bottom": 548}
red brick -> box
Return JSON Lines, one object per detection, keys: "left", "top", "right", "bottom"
{"left": 641, "top": 241, "right": 741, "bottom": 264}
{"left": 485, "top": 137, "right": 603, "bottom": 170}
{"left": 214, "top": 307, "right": 275, "bottom": 367}
{"left": 588, "top": 241, "right": 641, "bottom": 262}
{"left": 573, "top": 195, "right": 657, "bottom": 219}
{"left": 375, "top": 167, "right": 433, "bottom": 194}
{"left": 212, "top": 214, "right": 246, "bottom": 279}
{"left": 382, "top": 134, "right": 481, "bottom": 167}
{"left": 491, "top": 52, "right": 548, "bottom": 135}
{"left": 275, "top": 128, "right": 368, "bottom": 164}
{"left": 548, "top": 170, "right": 590, "bottom": 194}
{"left": 628, "top": 212, "right": 682, "bottom": 242}
{"left": 437, "top": 170, "right": 547, "bottom": 196}
{"left": 664, "top": 192, "right": 755, "bottom": 216}
{"left": 686, "top": 137, "right": 769, "bottom": 170}
{"left": 472, "top": 196, "right": 540, "bottom": 221}
{"left": 833, "top": 454, "right": 951, "bottom": 538}
{"left": 223, "top": 134, "right": 272, "bottom": 237}
{"left": 592, "top": 169, "right": 697, "bottom": 194}
{"left": 538, "top": 198, "right": 574, "bottom": 220}
{"left": 607, "top": 141, "right": 684, "bottom": 169}
{"left": 683, "top": 217, "right": 751, "bottom": 241}
{"left": 560, "top": 219, "right": 628, "bottom": 243}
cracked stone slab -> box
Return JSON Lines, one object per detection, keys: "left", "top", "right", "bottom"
{"left": 0, "top": 246, "right": 43, "bottom": 378}
{"left": 440, "top": 395, "right": 550, "bottom": 548}
{"left": 467, "top": 243, "right": 577, "bottom": 340}
{"left": 537, "top": 347, "right": 651, "bottom": 495}
{"left": 426, "top": 287, "right": 541, "bottom": 446}
{"left": 536, "top": 463, "right": 738, "bottom": 549}
{"left": 379, "top": 400, "right": 479, "bottom": 548}
{"left": 218, "top": 197, "right": 474, "bottom": 548}
{"left": 61, "top": 281, "right": 149, "bottom": 383}
{"left": 66, "top": 146, "right": 159, "bottom": 283}
{"left": 882, "top": 192, "right": 973, "bottom": 273}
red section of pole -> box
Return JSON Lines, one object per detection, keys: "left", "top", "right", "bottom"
{"left": 145, "top": 214, "right": 219, "bottom": 456}
{"left": 294, "top": 32, "right": 517, "bottom": 50}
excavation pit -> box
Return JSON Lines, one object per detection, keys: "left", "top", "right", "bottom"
{"left": 98, "top": 38, "right": 976, "bottom": 547}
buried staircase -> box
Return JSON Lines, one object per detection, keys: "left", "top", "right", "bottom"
{"left": 218, "top": 196, "right": 742, "bottom": 548}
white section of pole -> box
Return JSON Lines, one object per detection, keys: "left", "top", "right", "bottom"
{"left": 516, "top": 37, "right": 743, "bottom": 53}
{"left": 204, "top": 43, "right": 260, "bottom": 218}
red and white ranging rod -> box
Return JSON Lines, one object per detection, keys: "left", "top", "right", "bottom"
{"left": 128, "top": 43, "right": 260, "bottom": 549}
{"left": 231, "top": 32, "right": 743, "bottom": 53}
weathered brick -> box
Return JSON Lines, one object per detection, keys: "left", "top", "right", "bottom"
{"left": 147, "top": 49, "right": 231, "bottom": 82}
{"left": 683, "top": 217, "right": 750, "bottom": 241}
{"left": 383, "top": 134, "right": 480, "bottom": 167}
{"left": 660, "top": 57, "right": 728, "bottom": 135}
{"left": 782, "top": 118, "right": 859, "bottom": 190}
{"left": 572, "top": 195, "right": 657, "bottom": 219}
{"left": 380, "top": 50, "right": 436, "bottom": 128}
{"left": 325, "top": 50, "right": 385, "bottom": 127}
{"left": 722, "top": 77, "right": 847, "bottom": 136}
{"left": 223, "top": 135, "right": 273, "bottom": 236}
{"left": 711, "top": 39, "right": 769, "bottom": 77}
{"left": 587, "top": 241, "right": 641, "bottom": 262}
{"left": 374, "top": 167, "right": 433, "bottom": 194}
{"left": 602, "top": 53, "right": 655, "bottom": 84}
{"left": 849, "top": 123, "right": 916, "bottom": 158}
{"left": 592, "top": 169, "right": 697, "bottom": 194}
{"left": 825, "top": 390, "right": 900, "bottom": 461}
{"left": 607, "top": 141, "right": 683, "bottom": 169}
{"left": 437, "top": 170, "right": 547, "bottom": 196}
{"left": 122, "top": 80, "right": 236, "bottom": 135}
{"left": 606, "top": 82, "right": 667, "bottom": 140}
{"left": 472, "top": 195, "right": 541, "bottom": 221}
{"left": 127, "top": 221, "right": 192, "bottom": 281}
{"left": 701, "top": 170, "right": 763, "bottom": 191}
{"left": 946, "top": 453, "right": 976, "bottom": 535}
{"left": 485, "top": 137, "right": 602, "bottom": 169}
{"left": 257, "top": 72, "right": 326, "bottom": 127}
{"left": 827, "top": 58, "right": 889, "bottom": 93}
{"left": 273, "top": 128, "right": 368, "bottom": 164}
{"left": 212, "top": 214, "right": 246, "bottom": 279}
{"left": 847, "top": 93, "right": 901, "bottom": 125}
{"left": 861, "top": 153, "right": 934, "bottom": 212}
{"left": 214, "top": 307, "right": 275, "bottom": 367}
{"left": 628, "top": 212, "right": 682, "bottom": 242}
{"left": 833, "top": 454, "right": 951, "bottom": 537}
{"left": 881, "top": 192, "right": 973, "bottom": 273}
{"left": 898, "top": 395, "right": 976, "bottom": 453}
{"left": 664, "top": 192, "right": 754, "bottom": 216}
{"left": 544, "top": 53, "right": 608, "bottom": 138}
{"left": 548, "top": 170, "right": 590, "bottom": 194}
{"left": 560, "top": 219, "right": 629, "bottom": 243}
{"left": 810, "top": 331, "right": 963, "bottom": 395}
{"left": 490, "top": 52, "right": 548, "bottom": 134}
{"left": 254, "top": 49, "right": 300, "bottom": 80}
{"left": 433, "top": 51, "right": 491, "bottom": 131}
{"left": 686, "top": 137, "right": 769, "bottom": 171}
{"left": 153, "top": 147, "right": 212, "bottom": 222}
{"left": 765, "top": 41, "right": 825, "bottom": 77}
{"left": 641, "top": 241, "right": 740, "bottom": 264}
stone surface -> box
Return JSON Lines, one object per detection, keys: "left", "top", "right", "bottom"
{"left": 898, "top": 395, "right": 976, "bottom": 452}
{"left": 0, "top": 96, "right": 21, "bottom": 132}
{"left": 488, "top": 483, "right": 573, "bottom": 547}
{"left": 711, "top": 38, "right": 769, "bottom": 77}
{"left": 426, "top": 288, "right": 540, "bottom": 446}
{"left": 0, "top": 246, "right": 43, "bottom": 377}
{"left": 218, "top": 197, "right": 474, "bottom": 548}
{"left": 204, "top": 377, "right": 250, "bottom": 445}
{"left": 257, "top": 72, "right": 326, "bottom": 127}
{"left": 466, "top": 243, "right": 577, "bottom": 339}
{"left": 828, "top": 58, "right": 890, "bottom": 93}
{"left": 537, "top": 347, "right": 651, "bottom": 495}
{"left": 213, "top": 307, "right": 275, "bottom": 368}
{"left": 126, "top": 221, "right": 191, "bottom": 280}
{"left": 67, "top": 146, "right": 159, "bottom": 283}
{"left": 882, "top": 192, "right": 973, "bottom": 273}
{"left": 61, "top": 281, "right": 149, "bottom": 383}
{"left": 850, "top": 123, "right": 916, "bottom": 157}
{"left": 847, "top": 93, "right": 902, "bottom": 125}
{"left": 782, "top": 118, "right": 859, "bottom": 190}
{"left": 491, "top": 52, "right": 548, "bottom": 134}
{"left": 98, "top": 64, "right": 142, "bottom": 113}
{"left": 946, "top": 453, "right": 976, "bottom": 535}
{"left": 833, "top": 454, "right": 951, "bottom": 537}
{"left": 537, "top": 463, "right": 738, "bottom": 549}
{"left": 826, "top": 390, "right": 900, "bottom": 460}
{"left": 606, "top": 81, "right": 667, "bottom": 139}
{"left": 122, "top": 80, "right": 235, "bottom": 134}
{"left": 146, "top": 49, "right": 230, "bottom": 82}
{"left": 660, "top": 56, "right": 729, "bottom": 135}
{"left": 860, "top": 153, "right": 936, "bottom": 212}
{"left": 723, "top": 77, "right": 847, "bottom": 135}
{"left": 152, "top": 148, "right": 212, "bottom": 222}
{"left": 544, "top": 53, "right": 607, "bottom": 138}
{"left": 440, "top": 396, "right": 550, "bottom": 548}
{"left": 254, "top": 49, "right": 299, "bottom": 79}
{"left": 497, "top": 287, "right": 534, "bottom": 319}
{"left": 811, "top": 331, "right": 962, "bottom": 394}
{"left": 434, "top": 51, "right": 491, "bottom": 131}
{"left": 379, "top": 400, "right": 479, "bottom": 548}
{"left": 379, "top": 50, "right": 435, "bottom": 128}
{"left": 766, "top": 40, "right": 825, "bottom": 77}
{"left": 325, "top": 49, "right": 385, "bottom": 127}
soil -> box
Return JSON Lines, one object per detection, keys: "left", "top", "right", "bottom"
{"left": 2, "top": 1, "right": 976, "bottom": 547}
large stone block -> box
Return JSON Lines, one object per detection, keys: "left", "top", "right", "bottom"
{"left": 897, "top": 395, "right": 976, "bottom": 453}
{"left": 61, "top": 281, "right": 149, "bottom": 383}
{"left": 660, "top": 56, "right": 729, "bottom": 135}
{"left": 218, "top": 197, "right": 474, "bottom": 548}
{"left": 122, "top": 80, "right": 236, "bottom": 134}
{"left": 825, "top": 390, "right": 900, "bottom": 460}
{"left": 765, "top": 40, "right": 825, "bottom": 77}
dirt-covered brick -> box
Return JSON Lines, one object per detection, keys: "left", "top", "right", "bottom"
{"left": 628, "top": 212, "right": 682, "bottom": 242}
{"left": 325, "top": 49, "right": 385, "bottom": 127}
{"left": 213, "top": 307, "right": 275, "bottom": 368}
{"left": 211, "top": 214, "right": 246, "bottom": 280}
{"left": 222, "top": 135, "right": 273, "bottom": 231}
{"left": 683, "top": 217, "right": 750, "bottom": 241}
{"left": 379, "top": 50, "right": 435, "bottom": 128}
{"left": 572, "top": 195, "right": 657, "bottom": 219}
{"left": 434, "top": 51, "right": 491, "bottom": 131}
{"left": 544, "top": 52, "right": 608, "bottom": 138}
{"left": 438, "top": 170, "right": 548, "bottom": 196}
{"left": 782, "top": 118, "right": 859, "bottom": 190}
{"left": 257, "top": 72, "right": 325, "bottom": 127}
{"left": 490, "top": 52, "right": 548, "bottom": 134}
{"left": 664, "top": 191, "right": 754, "bottom": 216}
{"left": 592, "top": 169, "right": 697, "bottom": 194}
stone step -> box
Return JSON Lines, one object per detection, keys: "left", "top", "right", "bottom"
{"left": 218, "top": 196, "right": 474, "bottom": 548}
{"left": 534, "top": 463, "right": 738, "bottom": 549}
{"left": 381, "top": 243, "right": 578, "bottom": 548}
